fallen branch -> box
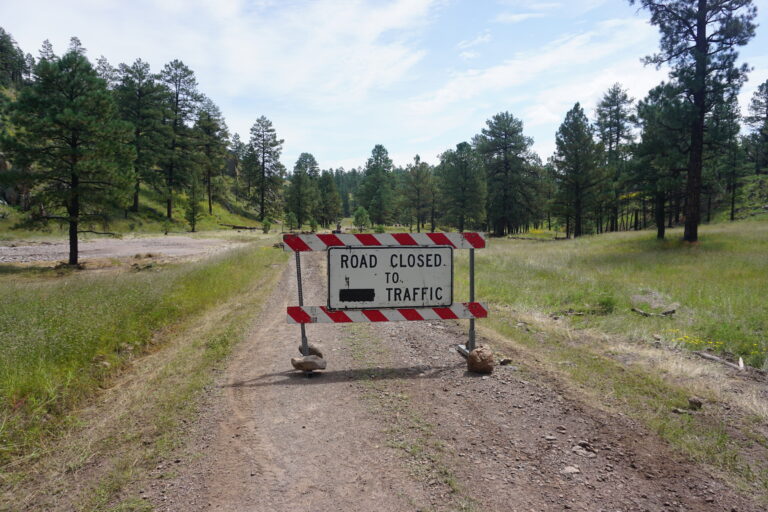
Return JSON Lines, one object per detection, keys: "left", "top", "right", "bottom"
{"left": 219, "top": 223, "right": 259, "bottom": 230}
{"left": 78, "top": 230, "right": 118, "bottom": 236}
{"left": 693, "top": 351, "right": 743, "bottom": 372}
{"left": 631, "top": 307, "right": 676, "bottom": 318}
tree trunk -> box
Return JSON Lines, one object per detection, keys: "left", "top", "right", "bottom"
{"left": 69, "top": 172, "right": 79, "bottom": 265}
{"left": 655, "top": 192, "right": 665, "bottom": 240}
{"left": 668, "top": 200, "right": 674, "bottom": 228}
{"left": 207, "top": 167, "right": 213, "bottom": 215}
{"left": 166, "top": 163, "right": 173, "bottom": 220}
{"left": 260, "top": 147, "right": 266, "bottom": 220}
{"left": 430, "top": 206, "right": 435, "bottom": 233}
{"left": 730, "top": 179, "right": 737, "bottom": 221}
{"left": 683, "top": 0, "right": 707, "bottom": 242}
{"left": 131, "top": 178, "right": 140, "bottom": 212}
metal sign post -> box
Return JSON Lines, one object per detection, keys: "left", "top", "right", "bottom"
{"left": 468, "top": 247, "right": 476, "bottom": 352}
{"left": 295, "top": 251, "right": 309, "bottom": 357}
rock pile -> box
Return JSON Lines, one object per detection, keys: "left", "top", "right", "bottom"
{"left": 467, "top": 345, "right": 495, "bottom": 374}
{"left": 291, "top": 343, "right": 326, "bottom": 372}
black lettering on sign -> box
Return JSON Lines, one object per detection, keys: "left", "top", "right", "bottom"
{"left": 339, "top": 289, "right": 375, "bottom": 302}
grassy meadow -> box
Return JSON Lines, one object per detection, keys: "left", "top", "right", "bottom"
{"left": 457, "top": 219, "right": 768, "bottom": 368}
{"left": 0, "top": 242, "right": 287, "bottom": 463}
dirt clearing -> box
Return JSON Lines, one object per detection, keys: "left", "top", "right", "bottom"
{"left": 124, "top": 253, "right": 761, "bottom": 512}
{"left": 0, "top": 235, "right": 246, "bottom": 264}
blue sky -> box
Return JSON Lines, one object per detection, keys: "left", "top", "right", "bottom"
{"left": 2, "top": 0, "right": 767, "bottom": 170}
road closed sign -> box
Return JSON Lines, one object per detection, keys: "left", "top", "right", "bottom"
{"left": 328, "top": 246, "right": 453, "bottom": 310}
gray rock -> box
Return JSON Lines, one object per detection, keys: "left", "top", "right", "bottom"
{"left": 297, "top": 342, "right": 324, "bottom": 358}
{"left": 688, "top": 396, "right": 703, "bottom": 410}
{"left": 467, "top": 346, "right": 494, "bottom": 374}
{"left": 291, "top": 355, "right": 327, "bottom": 371}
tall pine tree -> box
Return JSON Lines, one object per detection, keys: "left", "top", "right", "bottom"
{"left": 2, "top": 41, "right": 133, "bottom": 264}
{"left": 249, "top": 116, "right": 284, "bottom": 220}
{"left": 357, "top": 145, "right": 394, "bottom": 225}
{"left": 631, "top": 0, "right": 757, "bottom": 241}
{"left": 437, "top": 142, "right": 486, "bottom": 232}
{"left": 114, "top": 58, "right": 167, "bottom": 212}
{"left": 159, "top": 59, "right": 200, "bottom": 220}
{"left": 553, "top": 103, "right": 604, "bottom": 238}
{"left": 474, "top": 112, "right": 538, "bottom": 236}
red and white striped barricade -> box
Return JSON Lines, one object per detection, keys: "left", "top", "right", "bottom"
{"left": 284, "top": 232, "right": 487, "bottom": 362}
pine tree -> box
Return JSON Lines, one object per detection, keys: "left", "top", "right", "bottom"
{"left": 2, "top": 45, "right": 133, "bottom": 264}
{"left": 553, "top": 103, "right": 604, "bottom": 238}
{"left": 249, "top": 115, "right": 284, "bottom": 220}
{"left": 353, "top": 206, "right": 370, "bottom": 232}
{"left": 635, "top": 83, "right": 690, "bottom": 239}
{"left": 357, "top": 145, "right": 394, "bottom": 225}
{"left": 229, "top": 133, "right": 246, "bottom": 199}
{"left": 194, "top": 97, "right": 229, "bottom": 214}
{"left": 437, "top": 142, "right": 486, "bottom": 232}
{"left": 0, "top": 27, "right": 27, "bottom": 88}
{"left": 317, "top": 170, "right": 342, "bottom": 228}
{"left": 185, "top": 170, "right": 204, "bottom": 232}
{"left": 286, "top": 153, "right": 319, "bottom": 228}
{"left": 402, "top": 155, "right": 433, "bottom": 232}
{"left": 159, "top": 59, "right": 201, "bottom": 220}
{"left": 595, "top": 83, "right": 634, "bottom": 232}
{"left": 474, "top": 112, "right": 538, "bottom": 236}
{"left": 745, "top": 79, "right": 768, "bottom": 174}
{"left": 114, "top": 58, "right": 168, "bottom": 212}
{"left": 631, "top": 0, "right": 757, "bottom": 241}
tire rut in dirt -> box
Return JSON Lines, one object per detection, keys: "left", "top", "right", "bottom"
{"left": 147, "top": 254, "right": 432, "bottom": 511}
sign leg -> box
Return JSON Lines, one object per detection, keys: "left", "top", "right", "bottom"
{"left": 295, "top": 251, "right": 309, "bottom": 357}
{"left": 468, "top": 248, "right": 476, "bottom": 352}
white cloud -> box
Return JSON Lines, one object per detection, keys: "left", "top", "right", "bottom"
{"left": 460, "top": 51, "right": 479, "bottom": 60}
{"left": 457, "top": 30, "right": 491, "bottom": 49}
{"left": 494, "top": 12, "right": 545, "bottom": 23}
{"left": 410, "top": 18, "right": 656, "bottom": 116}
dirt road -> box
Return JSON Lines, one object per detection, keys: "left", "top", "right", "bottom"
{"left": 0, "top": 235, "right": 244, "bottom": 264}
{"left": 134, "top": 253, "right": 761, "bottom": 511}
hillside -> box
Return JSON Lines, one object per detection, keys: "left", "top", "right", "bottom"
{"left": 0, "top": 182, "right": 264, "bottom": 241}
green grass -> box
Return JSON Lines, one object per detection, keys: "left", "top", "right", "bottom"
{"left": 0, "top": 243, "right": 288, "bottom": 464}
{"left": 457, "top": 219, "right": 768, "bottom": 367}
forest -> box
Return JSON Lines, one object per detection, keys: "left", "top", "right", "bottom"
{"left": 0, "top": 0, "right": 766, "bottom": 267}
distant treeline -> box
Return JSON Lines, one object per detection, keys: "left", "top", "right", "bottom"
{"left": 0, "top": 0, "right": 767, "bottom": 266}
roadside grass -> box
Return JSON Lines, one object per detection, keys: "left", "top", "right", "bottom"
{"left": 84, "top": 266, "right": 284, "bottom": 511}
{"left": 457, "top": 219, "right": 768, "bottom": 368}
{"left": 452, "top": 219, "right": 768, "bottom": 496}
{"left": 481, "top": 316, "right": 768, "bottom": 496}
{"left": 0, "top": 243, "right": 288, "bottom": 466}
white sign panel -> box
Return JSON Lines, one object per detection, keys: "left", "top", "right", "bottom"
{"left": 328, "top": 246, "right": 453, "bottom": 310}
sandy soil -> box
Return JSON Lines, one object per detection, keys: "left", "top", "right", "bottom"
{"left": 131, "top": 253, "right": 761, "bottom": 512}
{"left": 0, "top": 235, "right": 244, "bottom": 264}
